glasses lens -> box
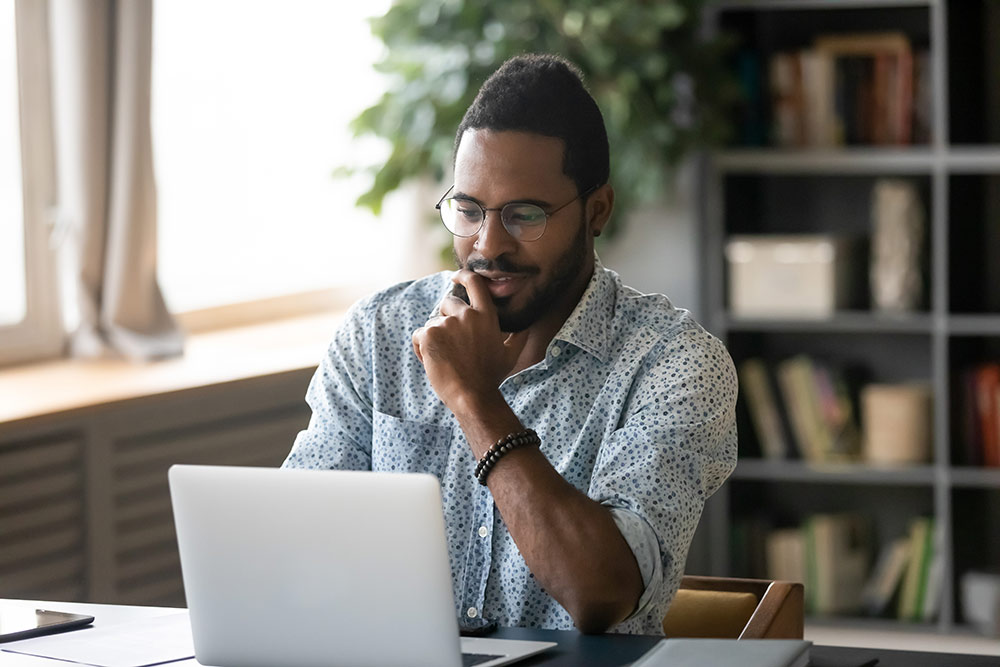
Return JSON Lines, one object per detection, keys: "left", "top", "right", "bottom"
{"left": 501, "top": 204, "right": 547, "bottom": 241}
{"left": 440, "top": 198, "right": 483, "bottom": 237}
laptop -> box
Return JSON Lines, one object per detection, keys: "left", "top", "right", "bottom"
{"left": 168, "top": 465, "right": 556, "bottom": 667}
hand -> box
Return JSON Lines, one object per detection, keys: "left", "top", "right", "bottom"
{"left": 412, "top": 270, "right": 529, "bottom": 412}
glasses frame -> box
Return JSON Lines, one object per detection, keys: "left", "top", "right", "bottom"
{"left": 435, "top": 184, "right": 599, "bottom": 242}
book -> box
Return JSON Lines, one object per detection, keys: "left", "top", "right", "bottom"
{"left": 961, "top": 368, "right": 984, "bottom": 466}
{"left": 766, "top": 528, "right": 805, "bottom": 585}
{"left": 804, "top": 514, "right": 871, "bottom": 615}
{"left": 776, "top": 356, "right": 860, "bottom": 463}
{"left": 921, "top": 541, "right": 944, "bottom": 622}
{"left": 632, "top": 639, "right": 811, "bottom": 667}
{"left": 860, "top": 537, "right": 910, "bottom": 616}
{"left": 777, "top": 356, "right": 827, "bottom": 462}
{"left": 769, "top": 52, "right": 805, "bottom": 147}
{"left": 800, "top": 32, "right": 915, "bottom": 147}
{"left": 974, "top": 364, "right": 1000, "bottom": 467}
{"left": 736, "top": 50, "right": 768, "bottom": 146}
{"left": 799, "top": 49, "right": 835, "bottom": 147}
{"left": 739, "top": 358, "right": 790, "bottom": 460}
{"left": 911, "top": 50, "right": 932, "bottom": 144}
{"left": 897, "top": 516, "right": 934, "bottom": 621}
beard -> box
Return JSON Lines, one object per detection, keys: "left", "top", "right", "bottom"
{"left": 456, "top": 216, "right": 590, "bottom": 333}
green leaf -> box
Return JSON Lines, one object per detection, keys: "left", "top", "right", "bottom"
{"left": 340, "top": 0, "right": 738, "bottom": 240}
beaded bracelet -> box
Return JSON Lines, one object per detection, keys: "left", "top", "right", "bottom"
{"left": 474, "top": 428, "right": 541, "bottom": 485}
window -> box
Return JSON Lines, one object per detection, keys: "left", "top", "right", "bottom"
{"left": 0, "top": 1, "right": 25, "bottom": 328}
{"left": 0, "top": 0, "right": 60, "bottom": 366}
{"left": 152, "top": 0, "right": 413, "bottom": 317}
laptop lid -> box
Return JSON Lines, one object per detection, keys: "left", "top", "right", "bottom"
{"left": 168, "top": 465, "right": 553, "bottom": 667}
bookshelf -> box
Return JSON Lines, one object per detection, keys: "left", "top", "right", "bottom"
{"left": 697, "top": 0, "right": 1000, "bottom": 636}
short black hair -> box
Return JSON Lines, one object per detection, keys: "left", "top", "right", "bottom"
{"left": 455, "top": 54, "right": 609, "bottom": 195}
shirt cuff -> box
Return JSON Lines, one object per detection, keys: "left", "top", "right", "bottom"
{"left": 608, "top": 506, "right": 663, "bottom": 621}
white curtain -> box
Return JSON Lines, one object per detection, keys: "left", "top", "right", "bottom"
{"left": 47, "top": 0, "right": 181, "bottom": 360}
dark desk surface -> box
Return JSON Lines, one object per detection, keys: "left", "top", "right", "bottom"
{"left": 489, "top": 626, "right": 1000, "bottom": 667}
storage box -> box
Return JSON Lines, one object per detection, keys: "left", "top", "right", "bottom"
{"left": 861, "top": 383, "right": 932, "bottom": 464}
{"left": 725, "top": 235, "right": 862, "bottom": 318}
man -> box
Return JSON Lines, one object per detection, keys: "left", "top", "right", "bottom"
{"left": 283, "top": 54, "right": 737, "bottom": 635}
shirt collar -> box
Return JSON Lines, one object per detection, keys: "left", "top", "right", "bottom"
{"left": 552, "top": 253, "right": 613, "bottom": 363}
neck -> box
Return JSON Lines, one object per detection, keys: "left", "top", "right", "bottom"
{"left": 509, "top": 262, "right": 595, "bottom": 374}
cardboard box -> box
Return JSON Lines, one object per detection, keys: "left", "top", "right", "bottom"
{"left": 726, "top": 235, "right": 862, "bottom": 318}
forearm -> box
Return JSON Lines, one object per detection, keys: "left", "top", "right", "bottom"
{"left": 455, "top": 394, "right": 644, "bottom": 633}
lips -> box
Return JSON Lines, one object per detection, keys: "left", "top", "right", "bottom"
{"left": 476, "top": 272, "right": 525, "bottom": 299}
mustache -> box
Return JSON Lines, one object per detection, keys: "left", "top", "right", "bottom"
{"left": 463, "top": 256, "right": 540, "bottom": 276}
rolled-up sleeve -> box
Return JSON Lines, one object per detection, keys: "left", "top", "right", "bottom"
{"left": 283, "top": 296, "right": 379, "bottom": 471}
{"left": 589, "top": 326, "right": 738, "bottom": 634}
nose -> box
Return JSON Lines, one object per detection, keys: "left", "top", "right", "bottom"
{"left": 473, "top": 209, "right": 518, "bottom": 260}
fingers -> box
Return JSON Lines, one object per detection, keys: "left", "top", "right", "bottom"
{"left": 452, "top": 270, "right": 492, "bottom": 312}
{"left": 438, "top": 296, "right": 466, "bottom": 318}
{"left": 411, "top": 328, "right": 425, "bottom": 363}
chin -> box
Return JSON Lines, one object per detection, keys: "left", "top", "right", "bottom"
{"left": 495, "top": 298, "right": 545, "bottom": 334}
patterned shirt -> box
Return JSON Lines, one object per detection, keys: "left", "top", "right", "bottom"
{"left": 283, "top": 258, "right": 738, "bottom": 635}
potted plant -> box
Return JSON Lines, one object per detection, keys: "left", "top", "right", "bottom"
{"left": 345, "top": 0, "right": 738, "bottom": 236}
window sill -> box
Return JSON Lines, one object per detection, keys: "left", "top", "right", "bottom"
{"left": 0, "top": 309, "right": 346, "bottom": 428}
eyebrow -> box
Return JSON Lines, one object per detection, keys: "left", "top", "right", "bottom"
{"left": 453, "top": 190, "right": 553, "bottom": 209}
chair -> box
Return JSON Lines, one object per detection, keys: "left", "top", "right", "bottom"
{"left": 661, "top": 575, "right": 804, "bottom": 639}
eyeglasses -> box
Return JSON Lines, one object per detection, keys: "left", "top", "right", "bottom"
{"left": 435, "top": 185, "right": 597, "bottom": 242}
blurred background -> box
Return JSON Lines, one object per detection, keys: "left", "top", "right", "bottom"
{"left": 3, "top": 0, "right": 1000, "bottom": 654}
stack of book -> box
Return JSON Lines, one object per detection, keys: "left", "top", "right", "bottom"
{"left": 739, "top": 356, "right": 860, "bottom": 462}
{"left": 763, "top": 32, "right": 931, "bottom": 147}
{"left": 861, "top": 516, "right": 940, "bottom": 622}
{"left": 758, "top": 514, "right": 939, "bottom": 620}
{"left": 959, "top": 362, "right": 1000, "bottom": 467}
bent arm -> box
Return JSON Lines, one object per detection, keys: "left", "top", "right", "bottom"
{"left": 453, "top": 394, "right": 643, "bottom": 634}
{"left": 451, "top": 328, "right": 738, "bottom": 634}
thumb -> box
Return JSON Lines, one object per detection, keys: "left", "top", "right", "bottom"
{"left": 411, "top": 329, "right": 424, "bottom": 364}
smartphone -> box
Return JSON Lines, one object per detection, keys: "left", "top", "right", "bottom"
{"left": 0, "top": 607, "right": 95, "bottom": 643}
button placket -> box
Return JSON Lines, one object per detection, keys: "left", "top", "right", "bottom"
{"left": 459, "top": 485, "right": 493, "bottom": 622}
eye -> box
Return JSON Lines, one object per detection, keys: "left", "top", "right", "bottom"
{"left": 453, "top": 200, "right": 482, "bottom": 221}
{"left": 505, "top": 205, "right": 546, "bottom": 225}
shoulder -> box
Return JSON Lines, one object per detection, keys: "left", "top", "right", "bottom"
{"left": 607, "top": 269, "right": 724, "bottom": 355}
{"left": 606, "top": 271, "right": 736, "bottom": 390}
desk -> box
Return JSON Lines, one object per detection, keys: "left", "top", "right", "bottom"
{"left": 2, "top": 599, "right": 996, "bottom": 667}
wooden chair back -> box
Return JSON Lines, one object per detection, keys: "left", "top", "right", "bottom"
{"left": 662, "top": 575, "right": 804, "bottom": 639}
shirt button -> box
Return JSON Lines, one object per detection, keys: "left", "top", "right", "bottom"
{"left": 512, "top": 375, "right": 523, "bottom": 385}
{"left": 466, "top": 607, "right": 478, "bottom": 618}
{"left": 550, "top": 346, "right": 561, "bottom": 357}
{"left": 478, "top": 526, "right": 488, "bottom": 538}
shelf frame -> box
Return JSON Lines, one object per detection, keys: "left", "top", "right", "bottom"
{"left": 733, "top": 459, "right": 938, "bottom": 485}
{"left": 701, "top": 0, "right": 1000, "bottom": 635}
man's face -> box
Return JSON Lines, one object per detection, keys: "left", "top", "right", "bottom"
{"left": 451, "top": 129, "right": 609, "bottom": 333}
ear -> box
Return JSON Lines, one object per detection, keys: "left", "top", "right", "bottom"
{"left": 586, "top": 184, "right": 614, "bottom": 237}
